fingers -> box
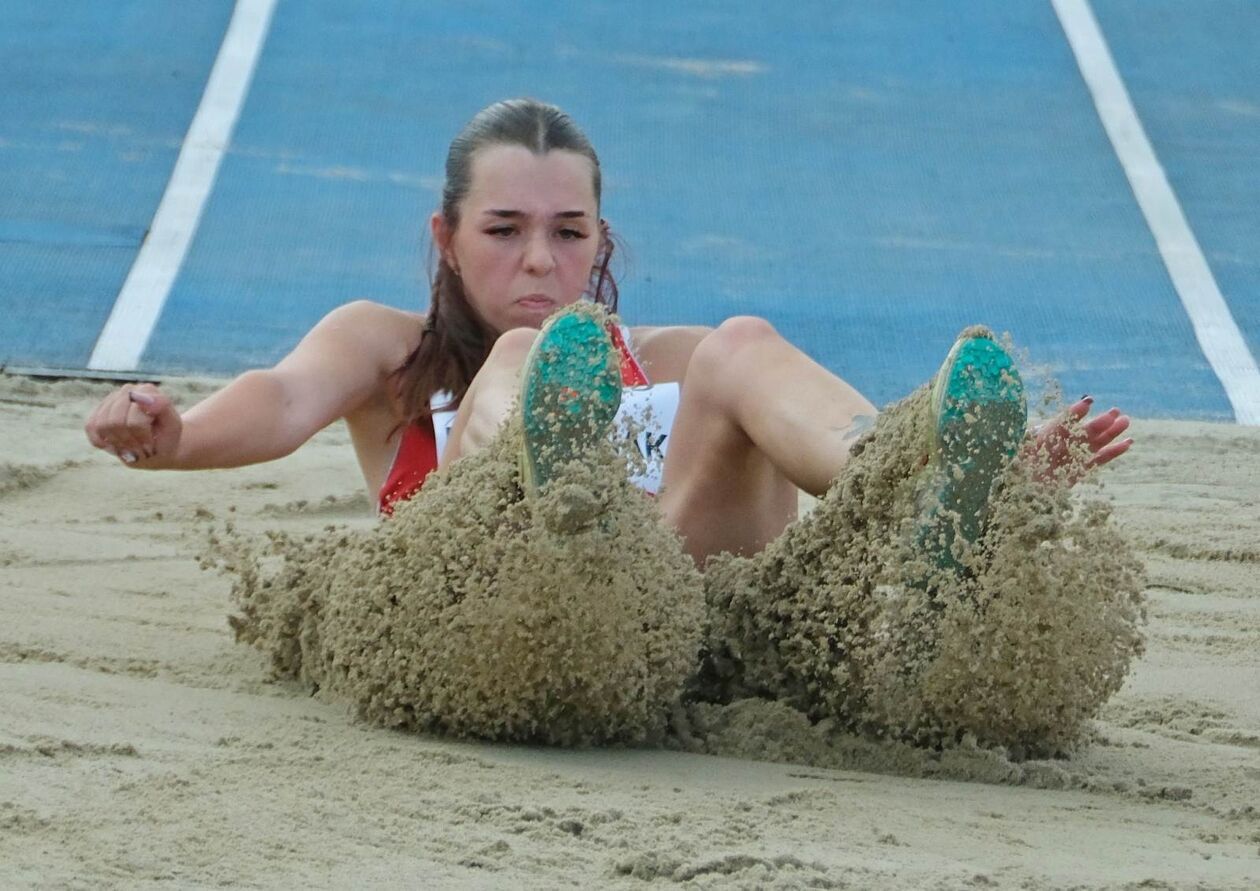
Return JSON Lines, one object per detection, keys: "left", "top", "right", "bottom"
{"left": 105, "top": 393, "right": 152, "bottom": 458}
{"left": 1035, "top": 397, "right": 1095, "bottom": 448}
{"left": 1091, "top": 413, "right": 1130, "bottom": 449}
{"left": 1080, "top": 408, "right": 1130, "bottom": 458}
{"left": 1083, "top": 406, "right": 1120, "bottom": 436}
{"left": 128, "top": 384, "right": 173, "bottom": 418}
{"left": 84, "top": 412, "right": 108, "bottom": 449}
{"left": 1079, "top": 405, "right": 1132, "bottom": 470}
{"left": 1066, "top": 396, "right": 1093, "bottom": 422}
{"left": 126, "top": 396, "right": 159, "bottom": 458}
{"left": 85, "top": 394, "right": 122, "bottom": 453}
{"left": 1039, "top": 402, "right": 1129, "bottom": 446}
{"left": 1087, "top": 437, "right": 1134, "bottom": 468}
{"left": 85, "top": 384, "right": 160, "bottom": 463}
{"left": 1026, "top": 396, "right": 1134, "bottom": 485}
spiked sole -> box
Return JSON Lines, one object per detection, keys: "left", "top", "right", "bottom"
{"left": 919, "top": 330, "right": 1027, "bottom": 570}
{"left": 518, "top": 310, "right": 622, "bottom": 498}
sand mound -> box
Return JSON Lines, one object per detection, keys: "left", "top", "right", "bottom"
{"left": 213, "top": 416, "right": 704, "bottom": 746}
{"left": 0, "top": 460, "right": 79, "bottom": 497}
{"left": 695, "top": 386, "right": 1146, "bottom": 755}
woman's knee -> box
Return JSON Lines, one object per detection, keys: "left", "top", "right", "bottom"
{"left": 449, "top": 328, "right": 537, "bottom": 459}
{"left": 713, "top": 315, "right": 779, "bottom": 347}
{"left": 684, "top": 316, "right": 780, "bottom": 403}
{"left": 483, "top": 327, "right": 538, "bottom": 369}
{"left": 463, "top": 327, "right": 536, "bottom": 405}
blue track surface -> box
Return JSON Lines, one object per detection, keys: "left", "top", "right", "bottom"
{"left": 1, "top": 0, "right": 1256, "bottom": 420}
{"left": 1094, "top": 0, "right": 1260, "bottom": 369}
{"left": 0, "top": 0, "right": 234, "bottom": 367}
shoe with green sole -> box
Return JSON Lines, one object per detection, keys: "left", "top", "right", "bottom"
{"left": 916, "top": 327, "right": 1027, "bottom": 573}
{"left": 519, "top": 308, "right": 622, "bottom": 498}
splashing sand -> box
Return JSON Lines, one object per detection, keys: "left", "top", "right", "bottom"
{"left": 695, "top": 385, "right": 1146, "bottom": 756}
{"left": 215, "top": 417, "right": 704, "bottom": 746}
{"left": 214, "top": 323, "right": 1145, "bottom": 757}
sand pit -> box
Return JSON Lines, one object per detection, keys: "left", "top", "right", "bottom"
{"left": 3, "top": 370, "right": 1259, "bottom": 888}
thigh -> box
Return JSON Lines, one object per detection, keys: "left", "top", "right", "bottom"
{"left": 442, "top": 328, "right": 536, "bottom": 464}
{"left": 657, "top": 383, "right": 799, "bottom": 565}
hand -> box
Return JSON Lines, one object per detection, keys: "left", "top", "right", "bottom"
{"left": 1024, "top": 396, "right": 1133, "bottom": 485}
{"left": 84, "top": 384, "right": 183, "bottom": 469}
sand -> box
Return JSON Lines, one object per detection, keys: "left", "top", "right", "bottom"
{"left": 219, "top": 417, "right": 704, "bottom": 747}
{"left": 2, "top": 370, "right": 1259, "bottom": 889}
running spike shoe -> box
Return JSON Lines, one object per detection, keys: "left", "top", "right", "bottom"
{"left": 917, "top": 327, "right": 1027, "bottom": 572}
{"left": 518, "top": 308, "right": 622, "bottom": 498}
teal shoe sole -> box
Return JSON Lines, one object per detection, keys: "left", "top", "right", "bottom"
{"left": 920, "top": 330, "right": 1027, "bottom": 571}
{"left": 518, "top": 310, "right": 622, "bottom": 498}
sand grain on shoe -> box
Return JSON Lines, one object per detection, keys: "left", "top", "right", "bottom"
{"left": 518, "top": 303, "right": 622, "bottom": 499}
{"left": 917, "top": 326, "right": 1028, "bottom": 575}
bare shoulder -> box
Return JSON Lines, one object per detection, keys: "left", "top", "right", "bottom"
{"left": 628, "top": 325, "right": 713, "bottom": 383}
{"left": 303, "top": 300, "right": 425, "bottom": 372}
{"left": 317, "top": 299, "right": 424, "bottom": 346}
{"left": 272, "top": 300, "right": 426, "bottom": 416}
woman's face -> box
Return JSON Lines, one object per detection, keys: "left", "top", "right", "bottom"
{"left": 435, "top": 144, "right": 601, "bottom": 335}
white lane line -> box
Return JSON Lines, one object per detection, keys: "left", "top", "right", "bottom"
{"left": 88, "top": 0, "right": 278, "bottom": 372}
{"left": 1053, "top": 0, "right": 1260, "bottom": 424}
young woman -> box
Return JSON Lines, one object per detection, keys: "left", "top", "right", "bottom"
{"left": 84, "top": 99, "right": 1132, "bottom": 565}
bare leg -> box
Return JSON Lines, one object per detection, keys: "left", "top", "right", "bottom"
{"left": 443, "top": 318, "right": 874, "bottom": 563}
{"left": 659, "top": 317, "right": 877, "bottom": 563}
{"left": 442, "top": 328, "right": 537, "bottom": 464}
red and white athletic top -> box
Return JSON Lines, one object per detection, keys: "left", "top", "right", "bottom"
{"left": 378, "top": 324, "right": 675, "bottom": 515}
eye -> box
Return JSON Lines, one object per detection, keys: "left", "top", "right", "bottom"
{"left": 556, "top": 228, "right": 587, "bottom": 240}
{"left": 485, "top": 226, "right": 516, "bottom": 237}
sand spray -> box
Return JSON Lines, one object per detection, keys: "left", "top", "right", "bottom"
{"left": 208, "top": 308, "right": 1145, "bottom": 758}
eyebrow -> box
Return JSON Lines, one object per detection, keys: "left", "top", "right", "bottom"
{"left": 482, "top": 209, "right": 588, "bottom": 219}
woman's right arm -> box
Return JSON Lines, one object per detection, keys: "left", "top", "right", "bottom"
{"left": 84, "top": 301, "right": 413, "bottom": 470}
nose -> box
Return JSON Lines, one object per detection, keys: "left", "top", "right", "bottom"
{"left": 522, "top": 231, "right": 555, "bottom": 277}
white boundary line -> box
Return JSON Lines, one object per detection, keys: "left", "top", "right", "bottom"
{"left": 88, "top": 0, "right": 278, "bottom": 371}
{"left": 1053, "top": 0, "right": 1260, "bottom": 424}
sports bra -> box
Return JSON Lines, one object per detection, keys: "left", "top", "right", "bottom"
{"left": 378, "top": 325, "right": 678, "bottom": 515}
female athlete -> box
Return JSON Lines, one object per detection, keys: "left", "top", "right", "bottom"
{"left": 84, "top": 98, "right": 1132, "bottom": 565}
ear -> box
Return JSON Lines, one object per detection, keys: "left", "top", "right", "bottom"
{"left": 597, "top": 218, "right": 614, "bottom": 258}
{"left": 430, "top": 212, "right": 455, "bottom": 265}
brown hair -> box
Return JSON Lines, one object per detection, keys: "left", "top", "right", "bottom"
{"left": 392, "top": 99, "right": 619, "bottom": 428}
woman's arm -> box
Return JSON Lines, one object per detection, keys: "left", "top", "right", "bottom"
{"left": 85, "top": 301, "right": 415, "bottom": 470}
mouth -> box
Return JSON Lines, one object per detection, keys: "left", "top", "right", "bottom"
{"left": 514, "top": 295, "right": 555, "bottom": 310}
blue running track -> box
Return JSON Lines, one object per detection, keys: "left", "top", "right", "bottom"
{"left": 1, "top": 0, "right": 1257, "bottom": 420}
